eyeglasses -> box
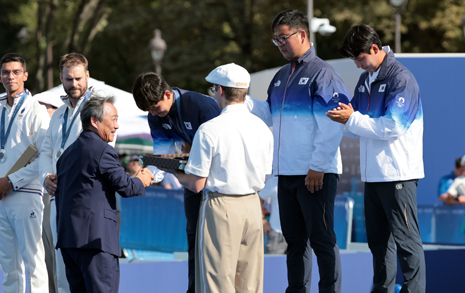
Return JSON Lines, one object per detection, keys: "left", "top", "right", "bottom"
{"left": 1, "top": 70, "right": 23, "bottom": 77}
{"left": 209, "top": 85, "right": 219, "bottom": 96}
{"left": 272, "top": 30, "right": 301, "bottom": 46}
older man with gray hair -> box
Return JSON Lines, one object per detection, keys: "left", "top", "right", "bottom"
{"left": 55, "top": 93, "right": 153, "bottom": 293}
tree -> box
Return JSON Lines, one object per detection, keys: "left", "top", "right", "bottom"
{"left": 2, "top": 0, "right": 464, "bottom": 95}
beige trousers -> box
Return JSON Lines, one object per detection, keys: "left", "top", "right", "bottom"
{"left": 195, "top": 191, "right": 264, "bottom": 293}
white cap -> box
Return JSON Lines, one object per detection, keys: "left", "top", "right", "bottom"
{"left": 205, "top": 63, "right": 250, "bottom": 89}
{"left": 34, "top": 92, "right": 64, "bottom": 108}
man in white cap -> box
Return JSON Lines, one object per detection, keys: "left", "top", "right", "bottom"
{"left": 167, "top": 63, "right": 273, "bottom": 293}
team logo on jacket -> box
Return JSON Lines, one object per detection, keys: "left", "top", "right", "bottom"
{"left": 397, "top": 97, "right": 405, "bottom": 107}
{"left": 162, "top": 123, "right": 172, "bottom": 130}
{"left": 274, "top": 80, "right": 281, "bottom": 87}
{"left": 184, "top": 122, "right": 192, "bottom": 130}
{"left": 298, "top": 77, "right": 309, "bottom": 85}
{"left": 18, "top": 108, "right": 25, "bottom": 119}
{"left": 379, "top": 84, "right": 386, "bottom": 92}
{"left": 30, "top": 211, "right": 37, "bottom": 218}
{"left": 358, "top": 85, "right": 365, "bottom": 93}
{"left": 332, "top": 92, "right": 340, "bottom": 103}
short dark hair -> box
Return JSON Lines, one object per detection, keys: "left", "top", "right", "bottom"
{"left": 0, "top": 53, "right": 27, "bottom": 71}
{"left": 271, "top": 9, "right": 310, "bottom": 39}
{"left": 217, "top": 85, "right": 247, "bottom": 103}
{"left": 456, "top": 157, "right": 463, "bottom": 169}
{"left": 132, "top": 72, "right": 172, "bottom": 111}
{"left": 81, "top": 92, "right": 115, "bottom": 129}
{"left": 59, "top": 53, "right": 88, "bottom": 72}
{"left": 339, "top": 24, "right": 383, "bottom": 59}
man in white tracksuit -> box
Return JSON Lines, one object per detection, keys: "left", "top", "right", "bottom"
{"left": 327, "top": 24, "right": 425, "bottom": 292}
{"left": 39, "top": 53, "right": 94, "bottom": 293}
{"left": 0, "top": 53, "right": 50, "bottom": 293}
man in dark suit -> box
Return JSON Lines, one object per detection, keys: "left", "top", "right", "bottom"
{"left": 55, "top": 93, "right": 153, "bottom": 293}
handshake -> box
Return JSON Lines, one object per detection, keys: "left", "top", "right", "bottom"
{"left": 135, "top": 168, "right": 155, "bottom": 188}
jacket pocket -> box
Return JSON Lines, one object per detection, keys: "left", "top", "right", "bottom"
{"left": 104, "top": 209, "right": 117, "bottom": 222}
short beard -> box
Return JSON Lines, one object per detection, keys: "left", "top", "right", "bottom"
{"left": 65, "top": 84, "right": 88, "bottom": 100}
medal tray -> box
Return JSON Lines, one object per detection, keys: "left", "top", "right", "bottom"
{"left": 140, "top": 154, "right": 189, "bottom": 171}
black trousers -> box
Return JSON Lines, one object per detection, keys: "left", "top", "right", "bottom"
{"left": 184, "top": 188, "right": 202, "bottom": 293}
{"left": 364, "top": 180, "right": 426, "bottom": 293}
{"left": 278, "top": 174, "right": 341, "bottom": 293}
{"left": 61, "top": 248, "right": 120, "bottom": 293}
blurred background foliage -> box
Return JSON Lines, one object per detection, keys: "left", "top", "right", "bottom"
{"left": 1, "top": 0, "right": 465, "bottom": 94}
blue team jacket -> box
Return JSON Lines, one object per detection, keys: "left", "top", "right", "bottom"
{"left": 148, "top": 88, "right": 221, "bottom": 154}
{"left": 267, "top": 47, "right": 351, "bottom": 176}
{"left": 345, "top": 49, "right": 424, "bottom": 182}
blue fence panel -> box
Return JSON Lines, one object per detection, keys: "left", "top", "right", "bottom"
{"left": 343, "top": 191, "right": 366, "bottom": 243}
{"left": 119, "top": 186, "right": 188, "bottom": 252}
{"left": 417, "top": 205, "right": 435, "bottom": 243}
{"left": 434, "top": 205, "right": 465, "bottom": 244}
{"left": 334, "top": 195, "right": 354, "bottom": 249}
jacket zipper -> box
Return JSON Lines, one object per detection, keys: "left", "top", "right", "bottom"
{"left": 277, "top": 62, "right": 296, "bottom": 174}
{"left": 364, "top": 78, "right": 372, "bottom": 181}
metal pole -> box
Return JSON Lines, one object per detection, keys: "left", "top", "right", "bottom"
{"left": 155, "top": 62, "right": 162, "bottom": 75}
{"left": 395, "top": 12, "right": 401, "bottom": 53}
{"left": 307, "top": 0, "right": 315, "bottom": 45}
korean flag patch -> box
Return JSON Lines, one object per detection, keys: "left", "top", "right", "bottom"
{"left": 379, "top": 84, "right": 386, "bottom": 92}
{"left": 298, "top": 77, "right": 309, "bottom": 85}
{"left": 184, "top": 122, "right": 193, "bottom": 130}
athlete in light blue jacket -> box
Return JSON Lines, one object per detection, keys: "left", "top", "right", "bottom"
{"left": 327, "top": 24, "right": 425, "bottom": 293}
{"left": 267, "top": 9, "right": 350, "bottom": 293}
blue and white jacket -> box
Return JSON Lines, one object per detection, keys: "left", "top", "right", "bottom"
{"left": 267, "top": 47, "right": 351, "bottom": 176}
{"left": 345, "top": 48, "right": 424, "bottom": 182}
{"left": 148, "top": 88, "right": 221, "bottom": 155}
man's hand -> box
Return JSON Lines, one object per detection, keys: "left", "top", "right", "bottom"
{"left": 44, "top": 174, "right": 58, "bottom": 196}
{"left": 181, "top": 142, "right": 191, "bottom": 154}
{"left": 458, "top": 195, "right": 465, "bottom": 205}
{"left": 305, "top": 169, "right": 324, "bottom": 193}
{"left": 136, "top": 168, "right": 155, "bottom": 188}
{"left": 326, "top": 102, "right": 354, "bottom": 124}
{"left": 0, "top": 177, "right": 13, "bottom": 200}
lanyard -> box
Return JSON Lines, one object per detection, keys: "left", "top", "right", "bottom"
{"left": 1, "top": 91, "right": 27, "bottom": 150}
{"left": 60, "top": 89, "right": 92, "bottom": 149}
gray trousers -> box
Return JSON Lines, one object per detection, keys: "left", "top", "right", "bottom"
{"left": 42, "top": 193, "right": 57, "bottom": 293}
{"left": 364, "top": 180, "right": 426, "bottom": 293}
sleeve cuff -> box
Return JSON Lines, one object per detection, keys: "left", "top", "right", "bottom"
{"left": 7, "top": 176, "right": 18, "bottom": 191}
